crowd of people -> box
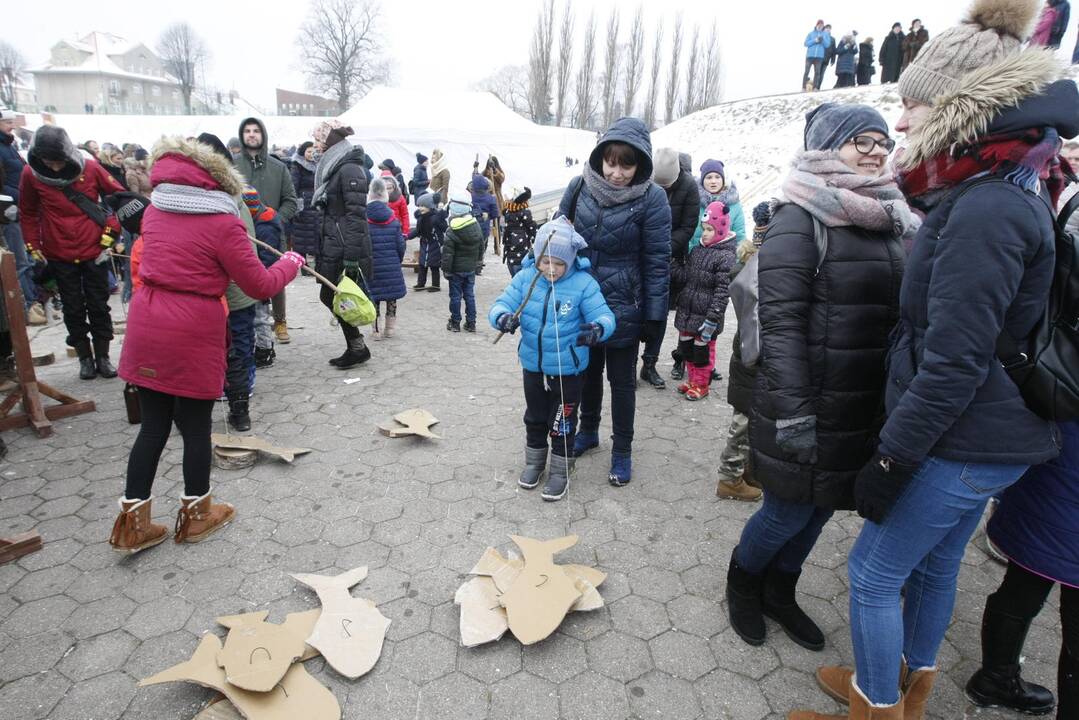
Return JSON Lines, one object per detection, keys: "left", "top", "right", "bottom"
{"left": 802, "top": 0, "right": 1075, "bottom": 92}
{"left": 0, "top": 0, "right": 1076, "bottom": 716}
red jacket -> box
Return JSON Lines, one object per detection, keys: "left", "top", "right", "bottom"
{"left": 19, "top": 158, "right": 122, "bottom": 262}
{"left": 388, "top": 194, "right": 410, "bottom": 236}
{"left": 118, "top": 152, "right": 298, "bottom": 400}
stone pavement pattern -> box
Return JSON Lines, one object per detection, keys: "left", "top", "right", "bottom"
{"left": 0, "top": 256, "right": 1063, "bottom": 720}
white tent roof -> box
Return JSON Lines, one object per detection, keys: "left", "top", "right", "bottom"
{"left": 339, "top": 87, "right": 538, "bottom": 133}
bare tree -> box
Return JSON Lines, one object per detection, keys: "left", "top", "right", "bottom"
{"left": 554, "top": 0, "right": 576, "bottom": 126}
{"left": 527, "top": 0, "right": 556, "bottom": 124}
{"left": 663, "top": 13, "right": 684, "bottom": 124}
{"left": 681, "top": 23, "right": 701, "bottom": 117}
{"left": 297, "top": 0, "right": 384, "bottom": 112}
{"left": 642, "top": 19, "right": 664, "bottom": 129}
{"left": 157, "top": 24, "right": 208, "bottom": 114}
{"left": 474, "top": 65, "right": 533, "bottom": 119}
{"left": 621, "top": 6, "right": 645, "bottom": 120}
{"left": 573, "top": 12, "right": 598, "bottom": 130}
{"left": 600, "top": 9, "right": 621, "bottom": 128}
{"left": 698, "top": 21, "right": 723, "bottom": 110}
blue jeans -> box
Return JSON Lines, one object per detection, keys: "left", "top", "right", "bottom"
{"left": 735, "top": 491, "right": 834, "bottom": 574}
{"left": 508, "top": 263, "right": 522, "bottom": 278}
{"left": 226, "top": 306, "right": 256, "bottom": 399}
{"left": 448, "top": 272, "right": 476, "bottom": 323}
{"left": 3, "top": 223, "right": 36, "bottom": 310}
{"left": 848, "top": 456, "right": 1028, "bottom": 704}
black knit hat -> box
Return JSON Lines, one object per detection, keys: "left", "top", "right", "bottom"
{"left": 197, "top": 133, "right": 232, "bottom": 162}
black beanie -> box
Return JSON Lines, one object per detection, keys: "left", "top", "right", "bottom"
{"left": 197, "top": 133, "right": 232, "bottom": 162}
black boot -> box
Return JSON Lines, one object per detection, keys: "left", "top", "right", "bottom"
{"left": 254, "top": 346, "right": 275, "bottom": 368}
{"left": 329, "top": 324, "right": 353, "bottom": 365}
{"left": 227, "top": 397, "right": 251, "bottom": 433}
{"left": 464, "top": 320, "right": 476, "bottom": 333}
{"left": 726, "top": 549, "right": 766, "bottom": 646}
{"left": 413, "top": 267, "right": 427, "bottom": 290}
{"left": 670, "top": 360, "right": 685, "bottom": 381}
{"left": 711, "top": 368, "right": 723, "bottom": 384}
{"left": 519, "top": 446, "right": 547, "bottom": 489}
{"left": 428, "top": 273, "right": 441, "bottom": 292}
{"left": 93, "top": 340, "right": 117, "bottom": 379}
{"left": 541, "top": 454, "right": 571, "bottom": 501}
{"left": 75, "top": 341, "right": 97, "bottom": 380}
{"left": 336, "top": 336, "right": 371, "bottom": 369}
{"left": 639, "top": 359, "right": 666, "bottom": 389}
{"left": 966, "top": 608, "right": 1056, "bottom": 715}
{"left": 447, "top": 318, "right": 461, "bottom": 332}
{"left": 761, "top": 564, "right": 825, "bottom": 651}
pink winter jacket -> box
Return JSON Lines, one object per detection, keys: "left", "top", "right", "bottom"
{"left": 1030, "top": 6, "right": 1059, "bottom": 46}
{"left": 118, "top": 150, "right": 298, "bottom": 400}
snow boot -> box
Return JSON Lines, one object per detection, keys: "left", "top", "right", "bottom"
{"left": 109, "top": 497, "right": 168, "bottom": 554}
{"left": 93, "top": 339, "right": 118, "bottom": 379}
{"left": 254, "top": 346, "right": 275, "bottom": 368}
{"left": 447, "top": 318, "right": 461, "bottom": 332}
{"left": 464, "top": 320, "right": 476, "bottom": 333}
{"left": 726, "top": 548, "right": 766, "bottom": 646}
{"left": 608, "top": 453, "right": 632, "bottom": 487}
{"left": 762, "top": 564, "right": 825, "bottom": 651}
{"left": 174, "top": 492, "right": 235, "bottom": 543}
{"left": 519, "top": 446, "right": 547, "bottom": 489}
{"left": 790, "top": 679, "right": 905, "bottom": 720}
{"left": 542, "top": 454, "right": 572, "bottom": 501}
{"left": 717, "top": 475, "right": 763, "bottom": 501}
{"left": 227, "top": 397, "right": 251, "bottom": 433}
{"left": 573, "top": 431, "right": 599, "bottom": 457}
{"left": 640, "top": 359, "right": 666, "bottom": 389}
{"left": 384, "top": 315, "right": 396, "bottom": 339}
{"left": 335, "top": 336, "right": 371, "bottom": 370}
{"left": 966, "top": 607, "right": 1055, "bottom": 715}
{"left": 816, "top": 662, "right": 935, "bottom": 719}
{"left": 75, "top": 341, "right": 97, "bottom": 380}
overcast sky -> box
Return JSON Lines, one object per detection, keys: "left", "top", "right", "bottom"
{"left": 8, "top": 0, "right": 1075, "bottom": 114}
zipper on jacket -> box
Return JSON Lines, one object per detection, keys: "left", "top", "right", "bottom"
{"left": 537, "top": 285, "right": 552, "bottom": 371}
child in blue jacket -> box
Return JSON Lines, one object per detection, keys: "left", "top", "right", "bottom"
{"left": 489, "top": 217, "right": 616, "bottom": 502}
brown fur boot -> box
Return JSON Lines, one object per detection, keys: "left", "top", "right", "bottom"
{"left": 109, "top": 497, "right": 168, "bottom": 554}
{"left": 816, "top": 661, "right": 931, "bottom": 719}
{"left": 174, "top": 492, "right": 235, "bottom": 544}
{"left": 790, "top": 678, "right": 905, "bottom": 719}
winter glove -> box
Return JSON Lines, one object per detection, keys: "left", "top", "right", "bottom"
{"left": 775, "top": 415, "right": 818, "bottom": 465}
{"left": 854, "top": 454, "right": 920, "bottom": 524}
{"left": 639, "top": 319, "right": 666, "bottom": 344}
{"left": 698, "top": 318, "right": 720, "bottom": 343}
{"left": 576, "top": 322, "right": 604, "bottom": 347}
{"left": 28, "top": 246, "right": 46, "bottom": 264}
{"left": 282, "top": 251, "right": 306, "bottom": 269}
{"left": 496, "top": 313, "right": 520, "bottom": 334}
{"left": 343, "top": 260, "right": 361, "bottom": 282}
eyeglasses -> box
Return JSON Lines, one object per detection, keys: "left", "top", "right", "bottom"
{"left": 850, "top": 135, "right": 896, "bottom": 155}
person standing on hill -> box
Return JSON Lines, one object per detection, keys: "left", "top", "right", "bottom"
{"left": 834, "top": 34, "right": 858, "bottom": 88}
{"left": 234, "top": 117, "right": 298, "bottom": 346}
{"left": 901, "top": 19, "right": 929, "bottom": 71}
{"left": 857, "top": 37, "right": 876, "bottom": 85}
{"left": 879, "top": 23, "right": 905, "bottom": 83}
{"left": 803, "top": 20, "right": 830, "bottom": 91}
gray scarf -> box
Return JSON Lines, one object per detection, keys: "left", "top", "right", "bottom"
{"left": 582, "top": 164, "right": 652, "bottom": 208}
{"left": 292, "top": 155, "right": 317, "bottom": 173}
{"left": 151, "top": 183, "right": 239, "bottom": 216}
{"left": 312, "top": 138, "right": 361, "bottom": 209}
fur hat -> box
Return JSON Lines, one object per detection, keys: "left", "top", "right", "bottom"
{"left": 652, "top": 148, "right": 680, "bottom": 188}
{"left": 898, "top": 0, "right": 1040, "bottom": 106}
{"left": 448, "top": 192, "right": 472, "bottom": 218}
{"left": 368, "top": 177, "right": 389, "bottom": 203}
{"left": 804, "top": 103, "right": 889, "bottom": 151}
{"left": 535, "top": 216, "right": 587, "bottom": 267}
{"left": 701, "top": 201, "right": 732, "bottom": 240}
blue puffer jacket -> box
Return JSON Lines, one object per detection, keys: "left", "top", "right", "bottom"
{"left": 558, "top": 117, "right": 672, "bottom": 348}
{"left": 989, "top": 421, "right": 1079, "bottom": 586}
{"left": 413, "top": 163, "right": 430, "bottom": 198}
{"left": 0, "top": 131, "right": 25, "bottom": 201}
{"left": 879, "top": 80, "right": 1079, "bottom": 467}
{"left": 835, "top": 41, "right": 858, "bottom": 75}
{"left": 254, "top": 215, "right": 285, "bottom": 268}
{"left": 805, "top": 29, "right": 830, "bottom": 60}
{"left": 489, "top": 255, "right": 616, "bottom": 376}
{"left": 470, "top": 174, "right": 499, "bottom": 239}
{"left": 366, "top": 200, "right": 406, "bottom": 302}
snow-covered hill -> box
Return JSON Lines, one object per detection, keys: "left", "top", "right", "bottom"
{"left": 652, "top": 84, "right": 906, "bottom": 208}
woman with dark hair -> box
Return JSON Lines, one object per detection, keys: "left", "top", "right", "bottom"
{"left": 559, "top": 117, "right": 672, "bottom": 486}
{"left": 290, "top": 141, "right": 319, "bottom": 257}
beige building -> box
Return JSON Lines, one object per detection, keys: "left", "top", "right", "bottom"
{"left": 32, "top": 32, "right": 184, "bottom": 115}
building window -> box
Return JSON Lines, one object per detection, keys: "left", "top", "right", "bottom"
{"left": 109, "top": 80, "right": 120, "bottom": 93}
{"left": 133, "top": 84, "right": 142, "bottom": 95}
{"left": 172, "top": 89, "right": 179, "bottom": 99}
{"left": 151, "top": 85, "right": 160, "bottom": 97}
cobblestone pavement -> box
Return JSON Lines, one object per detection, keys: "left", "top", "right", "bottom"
{"left": 0, "top": 253, "right": 1062, "bottom": 720}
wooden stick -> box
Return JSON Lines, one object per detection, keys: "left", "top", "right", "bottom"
{"left": 247, "top": 238, "right": 340, "bottom": 293}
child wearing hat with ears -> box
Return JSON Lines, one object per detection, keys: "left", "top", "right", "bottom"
{"left": 671, "top": 201, "right": 737, "bottom": 400}
{"left": 690, "top": 159, "right": 746, "bottom": 253}
{"left": 489, "top": 217, "right": 616, "bottom": 501}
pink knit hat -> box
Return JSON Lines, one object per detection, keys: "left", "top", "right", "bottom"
{"left": 701, "top": 201, "right": 732, "bottom": 239}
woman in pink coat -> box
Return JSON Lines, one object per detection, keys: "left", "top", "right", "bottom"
{"left": 110, "top": 136, "right": 305, "bottom": 555}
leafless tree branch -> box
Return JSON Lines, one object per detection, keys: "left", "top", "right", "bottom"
{"left": 297, "top": 0, "right": 384, "bottom": 112}
{"left": 157, "top": 23, "right": 208, "bottom": 114}
{"left": 554, "top": 0, "right": 575, "bottom": 127}
{"left": 573, "top": 11, "right": 598, "bottom": 130}
{"left": 642, "top": 19, "right": 664, "bottom": 129}
{"left": 473, "top": 65, "right": 533, "bottom": 119}
{"left": 681, "top": 23, "right": 701, "bottom": 117}
{"left": 527, "top": 0, "right": 556, "bottom": 124}
{"left": 664, "top": 13, "right": 683, "bottom": 124}
{"left": 621, "top": 5, "right": 645, "bottom": 119}
{"left": 600, "top": 9, "right": 621, "bottom": 128}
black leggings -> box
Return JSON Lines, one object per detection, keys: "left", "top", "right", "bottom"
{"left": 124, "top": 387, "right": 214, "bottom": 500}
{"left": 989, "top": 561, "right": 1078, "bottom": 718}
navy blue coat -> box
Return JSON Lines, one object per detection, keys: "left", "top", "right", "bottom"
{"left": 0, "top": 131, "right": 25, "bottom": 202}
{"left": 990, "top": 421, "right": 1079, "bottom": 586}
{"left": 289, "top": 160, "right": 318, "bottom": 256}
{"left": 558, "top": 117, "right": 672, "bottom": 348}
{"left": 879, "top": 81, "right": 1079, "bottom": 467}
{"left": 835, "top": 42, "right": 857, "bottom": 75}
{"left": 470, "top": 175, "right": 499, "bottom": 239}
{"left": 409, "top": 207, "right": 446, "bottom": 268}
{"left": 412, "top": 163, "right": 429, "bottom": 198}
{"left": 365, "top": 200, "right": 406, "bottom": 302}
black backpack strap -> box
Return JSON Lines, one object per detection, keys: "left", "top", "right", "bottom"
{"left": 61, "top": 184, "right": 111, "bottom": 227}
{"left": 566, "top": 177, "right": 585, "bottom": 223}
{"left": 1057, "top": 189, "right": 1079, "bottom": 231}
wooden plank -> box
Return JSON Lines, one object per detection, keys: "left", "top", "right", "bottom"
{"left": 0, "top": 531, "right": 43, "bottom": 565}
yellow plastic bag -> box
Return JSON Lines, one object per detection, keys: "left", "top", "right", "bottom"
{"left": 333, "top": 274, "right": 376, "bottom": 327}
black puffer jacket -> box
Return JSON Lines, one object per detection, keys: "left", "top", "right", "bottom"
{"left": 316, "top": 146, "right": 372, "bottom": 281}
{"left": 671, "top": 236, "right": 736, "bottom": 334}
{"left": 290, "top": 159, "right": 319, "bottom": 256}
{"left": 502, "top": 202, "right": 536, "bottom": 267}
{"left": 751, "top": 203, "right": 904, "bottom": 509}
{"left": 668, "top": 169, "right": 701, "bottom": 263}
{"left": 727, "top": 249, "right": 757, "bottom": 415}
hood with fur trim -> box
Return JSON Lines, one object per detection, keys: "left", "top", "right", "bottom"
{"left": 149, "top": 136, "right": 247, "bottom": 196}
{"left": 900, "top": 49, "right": 1071, "bottom": 168}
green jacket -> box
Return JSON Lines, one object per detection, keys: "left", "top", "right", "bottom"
{"left": 234, "top": 117, "right": 298, "bottom": 221}
{"left": 442, "top": 216, "right": 485, "bottom": 273}
{"left": 225, "top": 198, "right": 259, "bottom": 311}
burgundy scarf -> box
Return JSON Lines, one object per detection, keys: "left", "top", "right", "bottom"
{"left": 897, "top": 128, "right": 1068, "bottom": 209}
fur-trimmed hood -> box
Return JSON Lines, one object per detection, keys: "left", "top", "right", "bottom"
{"left": 900, "top": 49, "right": 1068, "bottom": 167}
{"left": 149, "top": 136, "right": 247, "bottom": 196}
